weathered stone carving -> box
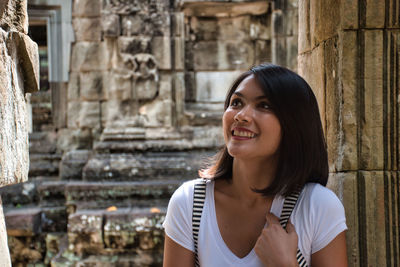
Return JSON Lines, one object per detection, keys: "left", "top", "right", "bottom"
{"left": 102, "top": 13, "right": 120, "bottom": 37}
{"left": 103, "top": 0, "right": 141, "bottom": 15}
{"left": 125, "top": 53, "right": 159, "bottom": 100}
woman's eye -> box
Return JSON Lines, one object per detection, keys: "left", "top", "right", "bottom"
{"left": 258, "top": 102, "right": 270, "bottom": 109}
{"left": 230, "top": 99, "right": 242, "bottom": 107}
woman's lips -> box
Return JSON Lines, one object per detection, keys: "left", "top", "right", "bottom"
{"left": 231, "top": 128, "right": 257, "bottom": 139}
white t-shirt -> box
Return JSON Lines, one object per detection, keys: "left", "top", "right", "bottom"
{"left": 163, "top": 179, "right": 347, "bottom": 266}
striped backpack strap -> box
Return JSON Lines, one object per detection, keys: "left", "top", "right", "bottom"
{"left": 279, "top": 188, "right": 308, "bottom": 267}
{"left": 192, "top": 179, "right": 207, "bottom": 267}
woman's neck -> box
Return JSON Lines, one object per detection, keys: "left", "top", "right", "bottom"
{"left": 228, "top": 157, "right": 277, "bottom": 204}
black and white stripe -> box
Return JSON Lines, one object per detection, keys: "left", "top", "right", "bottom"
{"left": 192, "top": 179, "right": 207, "bottom": 267}
{"left": 279, "top": 188, "right": 308, "bottom": 267}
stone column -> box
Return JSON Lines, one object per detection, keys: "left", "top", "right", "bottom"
{"left": 298, "top": 0, "right": 400, "bottom": 266}
{"left": 0, "top": 0, "right": 39, "bottom": 265}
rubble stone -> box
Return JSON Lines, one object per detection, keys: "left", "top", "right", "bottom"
{"left": 68, "top": 210, "right": 103, "bottom": 256}
{"left": 8, "top": 235, "right": 44, "bottom": 265}
{"left": 103, "top": 209, "right": 165, "bottom": 250}
{"left": 44, "top": 233, "right": 65, "bottom": 265}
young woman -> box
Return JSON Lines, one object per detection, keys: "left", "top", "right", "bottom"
{"left": 163, "top": 64, "right": 348, "bottom": 267}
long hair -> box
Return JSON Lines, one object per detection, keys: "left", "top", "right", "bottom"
{"left": 199, "top": 63, "right": 328, "bottom": 197}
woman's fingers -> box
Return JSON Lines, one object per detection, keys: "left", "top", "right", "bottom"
{"left": 286, "top": 221, "right": 295, "bottom": 233}
{"left": 265, "top": 212, "right": 280, "bottom": 226}
{"left": 256, "top": 214, "right": 299, "bottom": 267}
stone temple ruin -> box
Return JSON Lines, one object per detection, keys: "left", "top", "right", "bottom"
{"left": 0, "top": 0, "right": 298, "bottom": 265}
{"left": 2, "top": 0, "right": 400, "bottom": 266}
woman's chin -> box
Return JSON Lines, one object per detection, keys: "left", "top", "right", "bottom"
{"left": 226, "top": 147, "right": 252, "bottom": 159}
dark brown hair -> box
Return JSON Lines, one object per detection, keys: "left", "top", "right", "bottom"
{"left": 200, "top": 63, "right": 328, "bottom": 196}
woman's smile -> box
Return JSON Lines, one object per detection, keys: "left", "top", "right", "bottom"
{"left": 232, "top": 127, "right": 257, "bottom": 139}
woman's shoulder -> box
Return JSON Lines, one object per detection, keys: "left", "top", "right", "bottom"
{"left": 301, "top": 183, "right": 341, "bottom": 202}
{"left": 296, "top": 184, "right": 347, "bottom": 254}
{"left": 298, "top": 183, "right": 346, "bottom": 218}
{"left": 169, "top": 178, "right": 212, "bottom": 203}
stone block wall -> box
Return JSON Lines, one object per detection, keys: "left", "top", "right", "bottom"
{"left": 0, "top": 0, "right": 39, "bottom": 265}
{"left": 298, "top": 0, "right": 400, "bottom": 265}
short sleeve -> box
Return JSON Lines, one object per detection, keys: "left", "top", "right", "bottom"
{"left": 162, "top": 180, "right": 195, "bottom": 252}
{"left": 309, "top": 185, "right": 347, "bottom": 253}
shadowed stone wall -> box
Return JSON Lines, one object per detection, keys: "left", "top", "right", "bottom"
{"left": 298, "top": 0, "right": 400, "bottom": 266}
{"left": 0, "top": 0, "right": 39, "bottom": 265}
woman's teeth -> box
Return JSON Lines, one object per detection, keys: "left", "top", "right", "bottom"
{"left": 233, "top": 130, "right": 255, "bottom": 138}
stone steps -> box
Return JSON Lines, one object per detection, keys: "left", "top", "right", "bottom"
{"left": 68, "top": 208, "right": 165, "bottom": 253}
{"left": 29, "top": 154, "right": 62, "bottom": 177}
{"left": 2, "top": 179, "right": 184, "bottom": 237}
{"left": 37, "top": 180, "right": 182, "bottom": 210}
{"left": 5, "top": 207, "right": 165, "bottom": 267}
{"left": 29, "top": 131, "right": 57, "bottom": 154}
{"left": 81, "top": 151, "right": 213, "bottom": 181}
{"left": 28, "top": 131, "right": 61, "bottom": 177}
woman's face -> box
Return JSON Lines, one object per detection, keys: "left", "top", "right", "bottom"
{"left": 223, "top": 75, "right": 282, "bottom": 161}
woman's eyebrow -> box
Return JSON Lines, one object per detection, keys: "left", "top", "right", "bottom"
{"left": 255, "top": 95, "right": 269, "bottom": 100}
{"left": 233, "top": 92, "right": 268, "bottom": 100}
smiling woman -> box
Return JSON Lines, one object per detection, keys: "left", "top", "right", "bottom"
{"left": 162, "top": 64, "right": 348, "bottom": 267}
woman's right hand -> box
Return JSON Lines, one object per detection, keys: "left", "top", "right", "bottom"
{"left": 254, "top": 213, "right": 299, "bottom": 267}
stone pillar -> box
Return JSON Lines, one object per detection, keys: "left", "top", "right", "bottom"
{"left": 298, "top": 0, "right": 400, "bottom": 266}
{"left": 0, "top": 0, "right": 39, "bottom": 265}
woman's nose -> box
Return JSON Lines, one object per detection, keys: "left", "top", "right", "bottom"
{"left": 234, "top": 106, "right": 253, "bottom": 122}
